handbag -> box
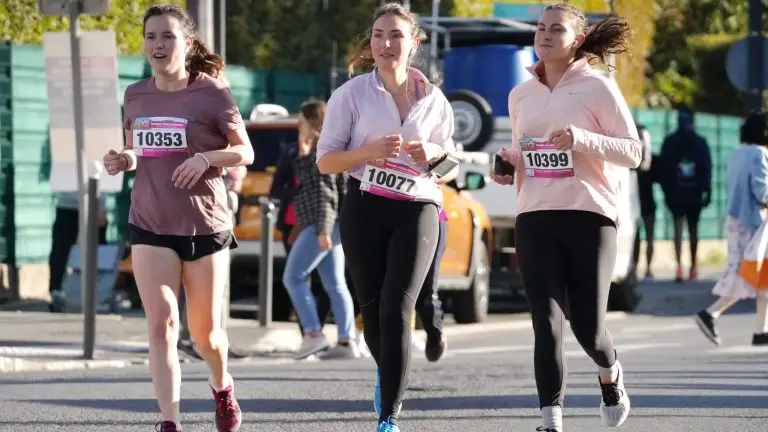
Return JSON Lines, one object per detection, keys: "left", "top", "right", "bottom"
{"left": 738, "top": 219, "right": 768, "bottom": 290}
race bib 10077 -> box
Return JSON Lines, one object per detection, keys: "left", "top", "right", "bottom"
{"left": 132, "top": 116, "right": 189, "bottom": 157}
{"left": 521, "top": 137, "right": 574, "bottom": 178}
{"left": 360, "top": 160, "right": 433, "bottom": 202}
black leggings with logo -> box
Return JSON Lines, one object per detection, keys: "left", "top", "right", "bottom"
{"left": 341, "top": 178, "right": 439, "bottom": 422}
{"left": 515, "top": 210, "right": 618, "bottom": 408}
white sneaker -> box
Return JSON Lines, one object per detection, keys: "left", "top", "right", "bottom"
{"left": 317, "top": 343, "right": 361, "bottom": 360}
{"left": 294, "top": 334, "right": 330, "bottom": 360}
{"left": 599, "top": 361, "right": 631, "bottom": 427}
{"left": 356, "top": 334, "right": 372, "bottom": 358}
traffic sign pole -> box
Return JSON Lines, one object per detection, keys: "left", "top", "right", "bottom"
{"left": 68, "top": 2, "right": 89, "bottom": 298}
{"left": 748, "top": 0, "right": 765, "bottom": 110}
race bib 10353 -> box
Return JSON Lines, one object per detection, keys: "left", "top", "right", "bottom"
{"left": 132, "top": 117, "right": 188, "bottom": 157}
{"left": 360, "top": 160, "right": 433, "bottom": 202}
{"left": 521, "top": 137, "right": 574, "bottom": 178}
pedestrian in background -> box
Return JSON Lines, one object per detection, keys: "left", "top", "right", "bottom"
{"left": 695, "top": 110, "right": 768, "bottom": 347}
{"left": 659, "top": 108, "right": 712, "bottom": 283}
{"left": 282, "top": 99, "right": 358, "bottom": 361}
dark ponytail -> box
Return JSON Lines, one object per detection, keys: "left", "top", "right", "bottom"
{"left": 187, "top": 36, "right": 225, "bottom": 78}
{"left": 143, "top": 4, "right": 225, "bottom": 78}
{"left": 545, "top": 3, "right": 632, "bottom": 67}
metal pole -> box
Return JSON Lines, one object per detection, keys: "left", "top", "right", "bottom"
{"left": 429, "top": 0, "right": 440, "bottom": 82}
{"left": 748, "top": 0, "right": 765, "bottom": 110}
{"left": 69, "top": 1, "right": 88, "bottom": 307}
{"left": 83, "top": 175, "right": 99, "bottom": 360}
{"left": 217, "top": 0, "right": 226, "bottom": 62}
{"left": 258, "top": 197, "right": 275, "bottom": 327}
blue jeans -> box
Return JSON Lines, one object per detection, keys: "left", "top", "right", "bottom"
{"left": 283, "top": 222, "right": 355, "bottom": 339}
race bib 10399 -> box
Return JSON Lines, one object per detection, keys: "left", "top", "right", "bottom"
{"left": 521, "top": 137, "right": 574, "bottom": 178}
{"left": 132, "top": 117, "right": 188, "bottom": 157}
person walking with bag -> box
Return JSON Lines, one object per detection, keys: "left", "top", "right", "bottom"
{"left": 316, "top": 4, "right": 459, "bottom": 430}
{"left": 490, "top": 3, "right": 640, "bottom": 431}
{"left": 694, "top": 110, "right": 768, "bottom": 347}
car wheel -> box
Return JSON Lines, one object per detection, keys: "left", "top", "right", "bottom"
{"left": 453, "top": 239, "right": 490, "bottom": 324}
{"left": 446, "top": 90, "right": 494, "bottom": 152}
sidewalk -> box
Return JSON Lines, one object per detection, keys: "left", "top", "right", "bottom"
{"left": 0, "top": 310, "right": 561, "bottom": 373}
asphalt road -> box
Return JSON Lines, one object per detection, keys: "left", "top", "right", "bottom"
{"left": 2, "top": 309, "right": 766, "bottom": 432}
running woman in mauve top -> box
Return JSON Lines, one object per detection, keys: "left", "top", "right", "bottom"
{"left": 490, "top": 3, "right": 640, "bottom": 431}
{"left": 316, "top": 3, "right": 458, "bottom": 431}
{"left": 102, "top": 5, "right": 253, "bottom": 432}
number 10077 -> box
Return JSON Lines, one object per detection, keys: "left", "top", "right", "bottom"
{"left": 367, "top": 169, "right": 416, "bottom": 193}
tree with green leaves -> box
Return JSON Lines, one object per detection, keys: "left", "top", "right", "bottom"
{"left": 0, "top": 0, "right": 184, "bottom": 55}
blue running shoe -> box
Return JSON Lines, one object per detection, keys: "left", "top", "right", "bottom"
{"left": 377, "top": 417, "right": 399, "bottom": 432}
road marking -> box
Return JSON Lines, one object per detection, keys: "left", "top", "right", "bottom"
{"left": 565, "top": 342, "right": 684, "bottom": 358}
{"left": 708, "top": 345, "right": 768, "bottom": 355}
{"left": 445, "top": 344, "right": 533, "bottom": 356}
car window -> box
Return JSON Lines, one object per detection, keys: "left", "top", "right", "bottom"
{"left": 246, "top": 127, "right": 299, "bottom": 172}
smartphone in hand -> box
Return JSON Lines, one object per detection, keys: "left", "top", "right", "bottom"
{"left": 493, "top": 154, "right": 516, "bottom": 176}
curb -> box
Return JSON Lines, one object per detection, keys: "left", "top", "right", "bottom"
{"left": 0, "top": 356, "right": 147, "bottom": 373}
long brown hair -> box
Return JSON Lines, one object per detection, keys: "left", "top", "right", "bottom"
{"left": 347, "top": 2, "right": 427, "bottom": 76}
{"left": 545, "top": 3, "right": 632, "bottom": 67}
{"left": 299, "top": 99, "right": 326, "bottom": 154}
{"left": 143, "top": 4, "right": 225, "bottom": 78}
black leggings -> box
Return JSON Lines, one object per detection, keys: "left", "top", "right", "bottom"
{"left": 515, "top": 210, "right": 618, "bottom": 408}
{"left": 341, "top": 178, "right": 439, "bottom": 422}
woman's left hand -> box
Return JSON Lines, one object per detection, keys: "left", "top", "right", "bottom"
{"left": 318, "top": 234, "right": 332, "bottom": 251}
{"left": 172, "top": 155, "right": 209, "bottom": 189}
{"left": 404, "top": 140, "right": 442, "bottom": 164}
{"left": 549, "top": 127, "right": 575, "bottom": 151}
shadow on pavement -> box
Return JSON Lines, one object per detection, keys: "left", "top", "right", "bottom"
{"left": 21, "top": 392, "right": 768, "bottom": 414}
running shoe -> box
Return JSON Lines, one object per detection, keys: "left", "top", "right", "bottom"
{"left": 212, "top": 376, "right": 242, "bottom": 432}
{"left": 377, "top": 417, "right": 400, "bottom": 432}
{"left": 294, "top": 334, "right": 330, "bottom": 360}
{"left": 535, "top": 428, "right": 560, "bottom": 432}
{"left": 155, "top": 421, "right": 181, "bottom": 432}
{"left": 694, "top": 309, "right": 721, "bottom": 346}
{"left": 599, "top": 361, "right": 630, "bottom": 427}
{"left": 425, "top": 334, "right": 447, "bottom": 362}
{"left": 752, "top": 332, "right": 768, "bottom": 346}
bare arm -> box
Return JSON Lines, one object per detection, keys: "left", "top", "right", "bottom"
{"left": 201, "top": 126, "right": 255, "bottom": 167}
{"left": 317, "top": 146, "right": 371, "bottom": 174}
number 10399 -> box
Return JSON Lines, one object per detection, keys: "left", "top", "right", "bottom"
{"left": 523, "top": 150, "right": 571, "bottom": 169}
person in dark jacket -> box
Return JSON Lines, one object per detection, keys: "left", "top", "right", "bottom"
{"left": 631, "top": 124, "right": 657, "bottom": 279}
{"left": 659, "top": 109, "right": 712, "bottom": 283}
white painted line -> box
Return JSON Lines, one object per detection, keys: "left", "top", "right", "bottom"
{"left": 708, "top": 345, "right": 768, "bottom": 355}
{"left": 565, "top": 342, "right": 684, "bottom": 358}
{"left": 447, "top": 344, "right": 532, "bottom": 356}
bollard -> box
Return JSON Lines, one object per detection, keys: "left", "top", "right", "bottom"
{"left": 82, "top": 175, "right": 100, "bottom": 360}
{"left": 258, "top": 197, "right": 276, "bottom": 327}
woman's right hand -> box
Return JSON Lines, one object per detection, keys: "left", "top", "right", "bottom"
{"left": 103, "top": 150, "right": 127, "bottom": 176}
{"left": 365, "top": 134, "right": 402, "bottom": 160}
{"left": 490, "top": 149, "right": 515, "bottom": 185}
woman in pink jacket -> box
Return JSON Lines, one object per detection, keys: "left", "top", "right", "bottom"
{"left": 491, "top": 3, "right": 641, "bottom": 431}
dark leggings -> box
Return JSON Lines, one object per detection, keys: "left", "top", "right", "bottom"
{"left": 670, "top": 206, "right": 702, "bottom": 269}
{"left": 341, "top": 179, "right": 439, "bottom": 422}
{"left": 515, "top": 210, "right": 618, "bottom": 408}
{"left": 416, "top": 218, "right": 447, "bottom": 339}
